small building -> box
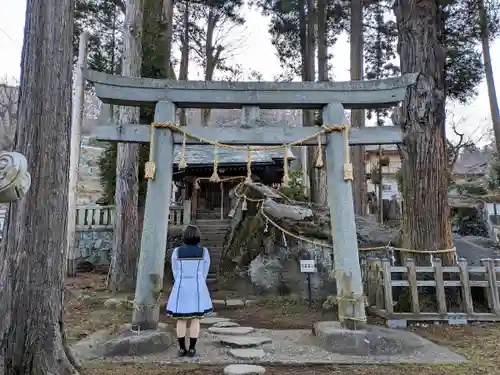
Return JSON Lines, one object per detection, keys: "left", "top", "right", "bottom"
{"left": 365, "top": 144, "right": 401, "bottom": 200}
{"left": 171, "top": 145, "right": 293, "bottom": 222}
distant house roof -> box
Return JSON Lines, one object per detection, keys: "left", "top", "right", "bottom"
{"left": 173, "top": 145, "right": 293, "bottom": 167}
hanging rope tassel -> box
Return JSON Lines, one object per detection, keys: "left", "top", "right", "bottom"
{"left": 282, "top": 146, "right": 290, "bottom": 186}
{"left": 343, "top": 127, "right": 353, "bottom": 181}
{"left": 144, "top": 123, "right": 157, "bottom": 179}
{"left": 194, "top": 178, "right": 200, "bottom": 190}
{"left": 315, "top": 134, "right": 324, "bottom": 168}
{"left": 242, "top": 197, "right": 248, "bottom": 211}
{"left": 209, "top": 145, "right": 221, "bottom": 183}
{"left": 245, "top": 146, "right": 253, "bottom": 184}
{"left": 179, "top": 133, "right": 188, "bottom": 169}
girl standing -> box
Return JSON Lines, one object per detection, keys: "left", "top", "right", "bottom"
{"left": 166, "top": 225, "right": 213, "bottom": 357}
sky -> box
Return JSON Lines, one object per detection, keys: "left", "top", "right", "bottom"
{"left": 0, "top": 0, "right": 499, "bottom": 143}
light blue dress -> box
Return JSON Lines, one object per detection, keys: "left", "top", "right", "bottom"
{"left": 166, "top": 245, "right": 213, "bottom": 319}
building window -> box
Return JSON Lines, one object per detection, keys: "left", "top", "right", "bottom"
{"left": 382, "top": 184, "right": 392, "bottom": 191}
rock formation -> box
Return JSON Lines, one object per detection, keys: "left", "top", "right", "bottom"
{"left": 219, "top": 183, "right": 399, "bottom": 298}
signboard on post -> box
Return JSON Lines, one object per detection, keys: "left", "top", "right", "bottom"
{"left": 300, "top": 259, "right": 317, "bottom": 308}
{"left": 300, "top": 259, "right": 317, "bottom": 273}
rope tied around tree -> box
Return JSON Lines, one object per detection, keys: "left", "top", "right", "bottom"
{"left": 209, "top": 145, "right": 221, "bottom": 183}
{"left": 245, "top": 146, "right": 253, "bottom": 184}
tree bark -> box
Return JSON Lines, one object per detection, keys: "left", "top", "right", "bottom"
{"left": 179, "top": 0, "right": 191, "bottom": 127}
{"left": 0, "top": 0, "right": 79, "bottom": 373}
{"left": 298, "top": 0, "right": 311, "bottom": 197}
{"left": 201, "top": 8, "right": 221, "bottom": 126}
{"left": 162, "top": 0, "right": 175, "bottom": 79}
{"left": 350, "top": 0, "right": 367, "bottom": 216}
{"left": 393, "top": 0, "right": 454, "bottom": 265}
{"left": 478, "top": 0, "right": 500, "bottom": 152}
{"left": 108, "top": 0, "right": 144, "bottom": 292}
{"left": 313, "top": 0, "right": 328, "bottom": 205}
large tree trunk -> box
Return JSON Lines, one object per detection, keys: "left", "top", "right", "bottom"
{"left": 350, "top": 0, "right": 367, "bottom": 216}
{"left": 162, "top": 0, "right": 175, "bottom": 79}
{"left": 478, "top": 0, "right": 500, "bottom": 152}
{"left": 201, "top": 9, "right": 222, "bottom": 126}
{"left": 108, "top": 0, "right": 144, "bottom": 292}
{"left": 393, "top": 0, "right": 454, "bottom": 265}
{"left": 0, "top": 0, "right": 79, "bottom": 373}
{"left": 179, "top": 0, "right": 191, "bottom": 127}
{"left": 298, "top": 0, "right": 311, "bottom": 197}
{"left": 313, "top": 0, "right": 328, "bottom": 205}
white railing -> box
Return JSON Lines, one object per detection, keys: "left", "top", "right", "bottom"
{"left": 75, "top": 200, "right": 192, "bottom": 229}
{"left": 0, "top": 201, "right": 192, "bottom": 232}
{"left": 76, "top": 205, "right": 114, "bottom": 229}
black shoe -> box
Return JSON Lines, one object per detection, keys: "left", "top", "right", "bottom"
{"left": 187, "top": 348, "right": 196, "bottom": 357}
{"left": 177, "top": 337, "right": 186, "bottom": 357}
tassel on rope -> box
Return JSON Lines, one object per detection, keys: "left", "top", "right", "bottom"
{"left": 245, "top": 146, "right": 253, "bottom": 184}
{"left": 343, "top": 127, "right": 353, "bottom": 181}
{"left": 144, "top": 123, "right": 157, "bottom": 179}
{"left": 282, "top": 146, "right": 290, "bottom": 186}
{"left": 242, "top": 197, "right": 248, "bottom": 211}
{"left": 194, "top": 178, "right": 200, "bottom": 190}
{"left": 209, "top": 145, "right": 221, "bottom": 183}
{"left": 315, "top": 134, "right": 324, "bottom": 168}
{"left": 179, "top": 133, "right": 188, "bottom": 169}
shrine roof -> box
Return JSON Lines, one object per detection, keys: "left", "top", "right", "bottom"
{"left": 172, "top": 145, "right": 295, "bottom": 167}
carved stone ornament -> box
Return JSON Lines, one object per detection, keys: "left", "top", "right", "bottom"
{"left": 0, "top": 151, "right": 32, "bottom": 203}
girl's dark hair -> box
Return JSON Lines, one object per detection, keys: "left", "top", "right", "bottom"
{"left": 183, "top": 225, "right": 201, "bottom": 245}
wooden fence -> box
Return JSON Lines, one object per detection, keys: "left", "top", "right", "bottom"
{"left": 362, "top": 257, "right": 500, "bottom": 323}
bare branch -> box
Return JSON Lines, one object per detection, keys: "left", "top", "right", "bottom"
{"left": 0, "top": 76, "right": 19, "bottom": 151}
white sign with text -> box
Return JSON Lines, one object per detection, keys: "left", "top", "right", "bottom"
{"left": 300, "top": 259, "right": 317, "bottom": 273}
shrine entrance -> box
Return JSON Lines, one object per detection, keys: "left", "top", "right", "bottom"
{"left": 86, "top": 69, "right": 416, "bottom": 330}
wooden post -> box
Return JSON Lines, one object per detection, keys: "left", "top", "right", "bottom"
{"left": 132, "top": 101, "right": 176, "bottom": 330}
{"left": 324, "top": 102, "right": 366, "bottom": 328}
{"left": 220, "top": 182, "right": 224, "bottom": 220}
{"left": 433, "top": 258, "right": 447, "bottom": 314}
{"left": 67, "top": 31, "right": 89, "bottom": 276}
{"left": 183, "top": 199, "right": 191, "bottom": 225}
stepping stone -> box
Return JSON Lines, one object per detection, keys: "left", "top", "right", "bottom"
{"left": 229, "top": 348, "right": 266, "bottom": 359}
{"left": 218, "top": 335, "right": 271, "bottom": 348}
{"left": 213, "top": 299, "right": 226, "bottom": 307}
{"left": 226, "top": 299, "right": 245, "bottom": 308}
{"left": 213, "top": 321, "right": 240, "bottom": 328}
{"left": 224, "top": 364, "right": 266, "bottom": 375}
{"left": 200, "top": 317, "right": 231, "bottom": 325}
{"left": 208, "top": 326, "right": 254, "bottom": 335}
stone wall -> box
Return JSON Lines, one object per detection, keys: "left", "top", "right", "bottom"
{"left": 74, "top": 227, "right": 184, "bottom": 269}
{"left": 75, "top": 228, "right": 113, "bottom": 268}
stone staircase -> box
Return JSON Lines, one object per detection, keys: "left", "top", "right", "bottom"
{"left": 195, "top": 213, "right": 231, "bottom": 284}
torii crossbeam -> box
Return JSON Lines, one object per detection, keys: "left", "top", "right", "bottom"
{"left": 85, "top": 69, "right": 415, "bottom": 331}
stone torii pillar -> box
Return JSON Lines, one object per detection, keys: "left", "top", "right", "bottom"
{"left": 85, "top": 69, "right": 416, "bottom": 330}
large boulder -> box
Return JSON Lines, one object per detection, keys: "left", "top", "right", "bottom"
{"left": 221, "top": 183, "right": 399, "bottom": 297}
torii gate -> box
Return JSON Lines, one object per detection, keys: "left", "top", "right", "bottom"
{"left": 85, "top": 69, "right": 416, "bottom": 330}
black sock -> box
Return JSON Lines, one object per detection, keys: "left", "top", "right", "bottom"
{"left": 177, "top": 337, "right": 186, "bottom": 350}
{"left": 189, "top": 337, "right": 198, "bottom": 350}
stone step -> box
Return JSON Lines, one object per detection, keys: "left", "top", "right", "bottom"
{"left": 196, "top": 220, "right": 231, "bottom": 225}
{"left": 208, "top": 326, "right": 254, "bottom": 335}
{"left": 224, "top": 365, "right": 266, "bottom": 375}
{"left": 218, "top": 336, "right": 272, "bottom": 348}
{"left": 200, "top": 316, "right": 232, "bottom": 325}
{"left": 228, "top": 348, "right": 266, "bottom": 360}
{"left": 213, "top": 321, "right": 240, "bottom": 328}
